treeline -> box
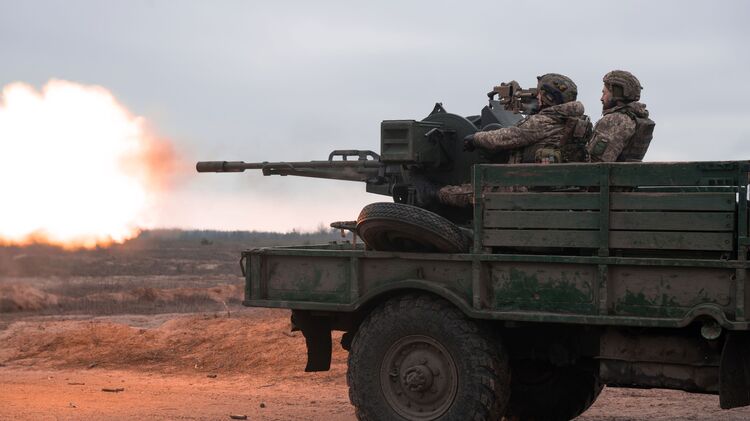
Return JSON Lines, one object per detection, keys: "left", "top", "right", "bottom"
{"left": 131, "top": 227, "right": 344, "bottom": 247}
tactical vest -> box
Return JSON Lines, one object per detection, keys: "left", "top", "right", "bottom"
{"left": 510, "top": 104, "right": 591, "bottom": 164}
{"left": 560, "top": 115, "right": 593, "bottom": 163}
{"left": 616, "top": 107, "right": 655, "bottom": 162}
{"left": 531, "top": 115, "right": 592, "bottom": 164}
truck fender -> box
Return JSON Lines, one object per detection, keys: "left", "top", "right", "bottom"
{"left": 352, "top": 279, "right": 474, "bottom": 318}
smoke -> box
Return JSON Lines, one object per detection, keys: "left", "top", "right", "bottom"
{"left": 0, "top": 80, "right": 181, "bottom": 248}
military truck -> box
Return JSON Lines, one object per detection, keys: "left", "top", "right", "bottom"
{"left": 198, "top": 93, "right": 750, "bottom": 420}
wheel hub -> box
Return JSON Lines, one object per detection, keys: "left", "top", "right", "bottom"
{"left": 403, "top": 364, "right": 434, "bottom": 392}
{"left": 380, "top": 335, "right": 458, "bottom": 420}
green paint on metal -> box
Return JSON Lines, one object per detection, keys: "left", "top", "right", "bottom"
{"left": 266, "top": 291, "right": 347, "bottom": 303}
{"left": 494, "top": 268, "right": 594, "bottom": 313}
{"left": 239, "top": 161, "right": 750, "bottom": 331}
{"left": 616, "top": 290, "right": 685, "bottom": 318}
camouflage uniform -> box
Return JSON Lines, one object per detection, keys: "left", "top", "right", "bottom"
{"left": 586, "top": 102, "right": 652, "bottom": 162}
{"left": 587, "top": 70, "right": 655, "bottom": 162}
{"left": 474, "top": 101, "right": 587, "bottom": 164}
{"left": 437, "top": 100, "right": 590, "bottom": 207}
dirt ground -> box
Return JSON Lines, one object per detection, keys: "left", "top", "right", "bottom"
{"left": 1, "top": 236, "right": 750, "bottom": 420}
{"left": 2, "top": 309, "right": 750, "bottom": 421}
{"left": 0, "top": 309, "right": 354, "bottom": 421}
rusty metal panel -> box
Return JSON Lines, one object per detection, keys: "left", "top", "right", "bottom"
{"left": 490, "top": 262, "right": 597, "bottom": 313}
{"left": 264, "top": 256, "right": 350, "bottom": 303}
{"left": 599, "top": 328, "right": 721, "bottom": 393}
{"left": 483, "top": 229, "right": 599, "bottom": 248}
{"left": 601, "top": 361, "right": 719, "bottom": 393}
{"left": 609, "top": 265, "right": 735, "bottom": 318}
{"left": 600, "top": 328, "right": 721, "bottom": 366}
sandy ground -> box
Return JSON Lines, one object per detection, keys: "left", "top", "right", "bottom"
{"left": 0, "top": 367, "right": 353, "bottom": 421}
{"left": 2, "top": 367, "right": 748, "bottom": 421}
{"left": 2, "top": 309, "right": 750, "bottom": 421}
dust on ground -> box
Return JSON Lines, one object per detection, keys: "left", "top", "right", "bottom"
{"left": 1, "top": 231, "right": 749, "bottom": 420}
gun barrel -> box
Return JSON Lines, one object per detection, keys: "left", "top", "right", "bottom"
{"left": 196, "top": 160, "right": 382, "bottom": 173}
{"left": 196, "top": 161, "right": 267, "bottom": 172}
{"left": 196, "top": 159, "right": 384, "bottom": 183}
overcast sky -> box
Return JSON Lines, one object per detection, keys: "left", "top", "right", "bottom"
{"left": 1, "top": 0, "right": 748, "bottom": 231}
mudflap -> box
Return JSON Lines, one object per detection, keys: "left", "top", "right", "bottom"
{"left": 720, "top": 332, "right": 750, "bottom": 409}
{"left": 291, "top": 310, "right": 332, "bottom": 372}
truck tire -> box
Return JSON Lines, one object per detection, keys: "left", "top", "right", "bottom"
{"left": 356, "top": 202, "right": 470, "bottom": 253}
{"left": 347, "top": 294, "right": 510, "bottom": 421}
{"left": 505, "top": 360, "right": 603, "bottom": 421}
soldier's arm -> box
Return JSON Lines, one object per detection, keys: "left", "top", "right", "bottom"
{"left": 586, "top": 113, "right": 636, "bottom": 162}
{"left": 473, "top": 119, "right": 543, "bottom": 151}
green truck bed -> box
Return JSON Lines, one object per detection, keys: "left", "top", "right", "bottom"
{"left": 239, "top": 160, "right": 750, "bottom": 418}
{"left": 242, "top": 161, "right": 750, "bottom": 330}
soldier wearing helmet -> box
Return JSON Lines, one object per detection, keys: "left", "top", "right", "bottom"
{"left": 465, "top": 73, "right": 591, "bottom": 164}
{"left": 434, "top": 73, "right": 592, "bottom": 207}
{"left": 586, "top": 70, "right": 655, "bottom": 162}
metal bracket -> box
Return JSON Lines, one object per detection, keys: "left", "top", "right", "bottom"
{"left": 328, "top": 150, "right": 379, "bottom": 162}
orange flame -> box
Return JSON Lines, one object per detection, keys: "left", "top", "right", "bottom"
{"left": 0, "top": 80, "right": 179, "bottom": 249}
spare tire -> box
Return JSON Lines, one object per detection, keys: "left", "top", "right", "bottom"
{"left": 356, "top": 202, "right": 470, "bottom": 253}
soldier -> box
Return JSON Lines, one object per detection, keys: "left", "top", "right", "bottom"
{"left": 586, "top": 70, "right": 655, "bottom": 162}
{"left": 435, "top": 73, "right": 592, "bottom": 207}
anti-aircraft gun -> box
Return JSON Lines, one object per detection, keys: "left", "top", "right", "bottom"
{"left": 197, "top": 83, "right": 537, "bottom": 225}
{"left": 197, "top": 84, "right": 750, "bottom": 420}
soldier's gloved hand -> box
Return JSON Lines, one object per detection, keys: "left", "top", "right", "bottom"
{"left": 463, "top": 134, "right": 476, "bottom": 152}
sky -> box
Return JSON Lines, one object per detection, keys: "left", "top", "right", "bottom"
{"left": 1, "top": 0, "right": 748, "bottom": 232}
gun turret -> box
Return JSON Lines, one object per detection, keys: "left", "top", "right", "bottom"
{"left": 198, "top": 95, "right": 524, "bottom": 224}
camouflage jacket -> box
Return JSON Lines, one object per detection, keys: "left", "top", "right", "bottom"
{"left": 473, "top": 101, "right": 588, "bottom": 164}
{"left": 586, "top": 102, "right": 652, "bottom": 162}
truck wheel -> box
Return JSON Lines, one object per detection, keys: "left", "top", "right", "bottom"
{"left": 347, "top": 294, "right": 510, "bottom": 421}
{"left": 356, "top": 202, "right": 470, "bottom": 253}
{"left": 505, "top": 360, "right": 603, "bottom": 421}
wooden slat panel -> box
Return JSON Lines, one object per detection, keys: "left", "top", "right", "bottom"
{"left": 485, "top": 193, "right": 599, "bottom": 210}
{"left": 611, "top": 192, "right": 735, "bottom": 211}
{"left": 483, "top": 230, "right": 599, "bottom": 248}
{"left": 610, "top": 231, "right": 733, "bottom": 251}
{"left": 609, "top": 161, "right": 742, "bottom": 187}
{"left": 480, "top": 164, "right": 601, "bottom": 187}
{"left": 484, "top": 229, "right": 732, "bottom": 250}
{"left": 484, "top": 210, "right": 599, "bottom": 229}
{"left": 479, "top": 161, "right": 747, "bottom": 188}
{"left": 611, "top": 211, "right": 734, "bottom": 232}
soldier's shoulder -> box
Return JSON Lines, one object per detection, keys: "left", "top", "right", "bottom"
{"left": 524, "top": 112, "right": 558, "bottom": 128}
{"left": 541, "top": 101, "right": 585, "bottom": 117}
{"left": 627, "top": 102, "right": 650, "bottom": 118}
{"left": 560, "top": 100, "right": 585, "bottom": 116}
{"left": 596, "top": 112, "right": 637, "bottom": 132}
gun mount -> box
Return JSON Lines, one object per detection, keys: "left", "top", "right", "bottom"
{"left": 197, "top": 87, "right": 528, "bottom": 224}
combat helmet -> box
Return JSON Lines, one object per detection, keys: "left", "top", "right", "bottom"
{"left": 603, "top": 70, "right": 642, "bottom": 102}
{"left": 536, "top": 73, "right": 578, "bottom": 106}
